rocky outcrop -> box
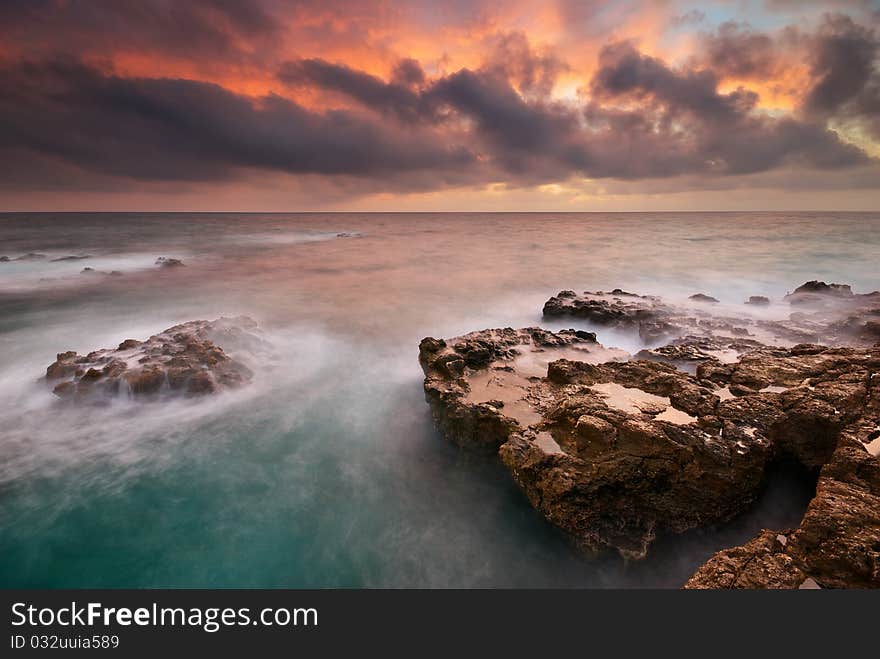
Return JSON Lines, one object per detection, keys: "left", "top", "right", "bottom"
{"left": 542, "top": 289, "right": 758, "bottom": 344}
{"left": 422, "top": 282, "right": 880, "bottom": 584}
{"left": 45, "top": 316, "right": 260, "bottom": 402}
{"left": 51, "top": 255, "right": 91, "bottom": 262}
{"left": 1, "top": 252, "right": 48, "bottom": 262}
{"left": 544, "top": 283, "right": 880, "bottom": 348}
{"left": 155, "top": 257, "right": 185, "bottom": 268}
{"left": 81, "top": 267, "right": 122, "bottom": 276}
{"left": 689, "top": 293, "right": 719, "bottom": 303}
{"left": 746, "top": 296, "right": 770, "bottom": 305}
{"left": 785, "top": 281, "right": 853, "bottom": 304}
{"left": 684, "top": 341, "right": 880, "bottom": 587}
{"left": 423, "top": 317, "right": 880, "bottom": 562}
{"left": 542, "top": 290, "right": 663, "bottom": 332}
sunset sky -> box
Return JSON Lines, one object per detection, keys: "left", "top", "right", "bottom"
{"left": 2, "top": 0, "right": 879, "bottom": 211}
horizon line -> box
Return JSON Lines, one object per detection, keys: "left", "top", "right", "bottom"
{"left": 2, "top": 209, "right": 880, "bottom": 214}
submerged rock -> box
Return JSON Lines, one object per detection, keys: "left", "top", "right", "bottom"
{"left": 45, "top": 316, "right": 259, "bottom": 402}
{"left": 155, "top": 257, "right": 185, "bottom": 268}
{"left": 51, "top": 255, "right": 91, "bottom": 262}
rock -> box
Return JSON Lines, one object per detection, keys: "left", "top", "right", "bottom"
{"left": 543, "top": 284, "right": 880, "bottom": 348}
{"left": 420, "top": 327, "right": 627, "bottom": 453}
{"left": 424, "top": 284, "right": 880, "bottom": 583}
{"left": 746, "top": 296, "right": 770, "bottom": 305}
{"left": 689, "top": 293, "right": 720, "bottom": 303}
{"left": 684, "top": 530, "right": 806, "bottom": 588}
{"left": 80, "top": 266, "right": 124, "bottom": 277}
{"left": 685, "top": 342, "right": 880, "bottom": 588}
{"left": 543, "top": 290, "right": 662, "bottom": 327}
{"left": 782, "top": 281, "right": 870, "bottom": 310}
{"left": 863, "top": 320, "right": 880, "bottom": 341}
{"left": 155, "top": 257, "right": 185, "bottom": 268}
{"left": 790, "top": 281, "right": 853, "bottom": 298}
{"left": 14, "top": 252, "right": 47, "bottom": 261}
{"left": 44, "top": 316, "right": 260, "bottom": 402}
{"left": 686, "top": 431, "right": 880, "bottom": 588}
{"left": 0, "top": 256, "right": 10, "bottom": 262}
{"left": 51, "top": 255, "right": 91, "bottom": 262}
{"left": 421, "top": 323, "right": 880, "bottom": 568}
{"left": 635, "top": 335, "right": 765, "bottom": 369}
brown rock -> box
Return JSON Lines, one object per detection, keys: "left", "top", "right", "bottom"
{"left": 44, "top": 317, "right": 259, "bottom": 403}
{"left": 421, "top": 323, "right": 880, "bottom": 572}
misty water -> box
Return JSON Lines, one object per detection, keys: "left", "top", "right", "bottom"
{"left": 1, "top": 211, "right": 878, "bottom": 587}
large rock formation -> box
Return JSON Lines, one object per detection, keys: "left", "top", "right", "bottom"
{"left": 45, "top": 316, "right": 260, "bottom": 402}
{"left": 421, "top": 282, "right": 880, "bottom": 585}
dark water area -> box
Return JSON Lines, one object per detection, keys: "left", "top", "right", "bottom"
{"left": 1, "top": 212, "right": 877, "bottom": 587}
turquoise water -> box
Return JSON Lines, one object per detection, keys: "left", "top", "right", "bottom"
{"left": 1, "top": 212, "right": 878, "bottom": 587}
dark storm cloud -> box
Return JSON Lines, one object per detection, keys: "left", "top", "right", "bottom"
{"left": 391, "top": 59, "right": 427, "bottom": 87}
{"left": 591, "top": 41, "right": 760, "bottom": 122}
{"left": 277, "top": 41, "right": 869, "bottom": 183}
{"left": 1, "top": 8, "right": 877, "bottom": 195}
{"left": 803, "top": 14, "right": 879, "bottom": 120}
{"left": 699, "top": 21, "right": 781, "bottom": 79}
{"left": 278, "top": 59, "right": 426, "bottom": 122}
{"left": 0, "top": 58, "right": 474, "bottom": 184}
{"left": 280, "top": 56, "right": 586, "bottom": 176}
{"left": 695, "top": 14, "right": 880, "bottom": 139}
{"left": 588, "top": 41, "right": 869, "bottom": 175}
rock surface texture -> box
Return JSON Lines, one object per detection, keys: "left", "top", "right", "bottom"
{"left": 45, "top": 316, "right": 259, "bottom": 402}
{"left": 421, "top": 282, "right": 880, "bottom": 587}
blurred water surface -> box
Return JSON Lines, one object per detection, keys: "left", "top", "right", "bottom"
{"left": 1, "top": 212, "right": 877, "bottom": 587}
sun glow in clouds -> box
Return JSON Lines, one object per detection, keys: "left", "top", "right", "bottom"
{"left": 0, "top": 0, "right": 878, "bottom": 211}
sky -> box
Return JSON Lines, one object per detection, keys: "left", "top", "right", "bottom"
{"left": 1, "top": 0, "right": 879, "bottom": 211}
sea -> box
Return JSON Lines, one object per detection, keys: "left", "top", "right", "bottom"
{"left": 1, "top": 211, "right": 878, "bottom": 587}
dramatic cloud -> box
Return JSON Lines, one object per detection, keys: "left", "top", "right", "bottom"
{"left": 699, "top": 21, "right": 783, "bottom": 80}
{"left": 803, "top": 14, "right": 880, "bottom": 139}
{"left": 0, "top": 0, "right": 878, "bottom": 208}
{"left": 0, "top": 59, "right": 473, "bottom": 185}
{"left": 278, "top": 58, "right": 426, "bottom": 122}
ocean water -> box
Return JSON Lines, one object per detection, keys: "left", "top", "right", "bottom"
{"left": 1, "top": 211, "right": 878, "bottom": 588}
